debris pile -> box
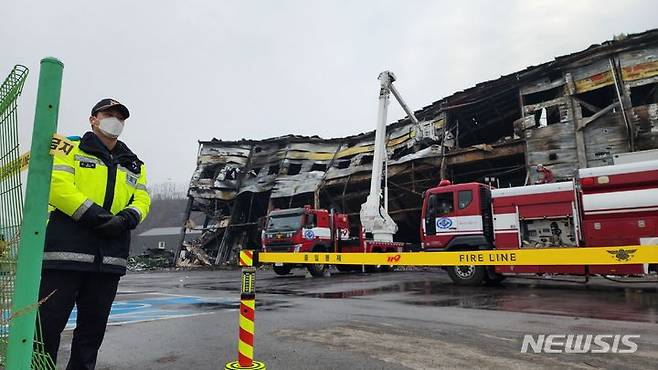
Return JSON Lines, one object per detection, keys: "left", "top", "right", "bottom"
{"left": 127, "top": 248, "right": 175, "bottom": 271}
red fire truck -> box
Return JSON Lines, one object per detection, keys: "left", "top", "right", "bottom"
{"left": 262, "top": 72, "right": 411, "bottom": 277}
{"left": 262, "top": 206, "right": 405, "bottom": 276}
{"left": 421, "top": 158, "right": 658, "bottom": 285}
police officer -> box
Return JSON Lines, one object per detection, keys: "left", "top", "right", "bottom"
{"left": 38, "top": 98, "right": 151, "bottom": 369}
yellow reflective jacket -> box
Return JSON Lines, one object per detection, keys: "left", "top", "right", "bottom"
{"left": 44, "top": 132, "right": 151, "bottom": 275}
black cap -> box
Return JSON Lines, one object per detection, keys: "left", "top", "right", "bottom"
{"left": 91, "top": 98, "right": 130, "bottom": 119}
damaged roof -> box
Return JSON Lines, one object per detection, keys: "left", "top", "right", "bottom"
{"left": 189, "top": 28, "right": 658, "bottom": 202}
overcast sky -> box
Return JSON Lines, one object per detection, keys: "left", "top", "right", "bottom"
{"left": 3, "top": 1, "right": 657, "bottom": 186}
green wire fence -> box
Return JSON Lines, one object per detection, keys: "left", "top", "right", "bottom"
{"left": 1, "top": 58, "right": 63, "bottom": 370}
{"left": 0, "top": 64, "right": 33, "bottom": 367}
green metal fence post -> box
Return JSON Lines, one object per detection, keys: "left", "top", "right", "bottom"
{"left": 6, "top": 57, "right": 63, "bottom": 370}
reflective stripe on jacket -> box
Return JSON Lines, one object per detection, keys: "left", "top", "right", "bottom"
{"left": 44, "top": 132, "right": 151, "bottom": 275}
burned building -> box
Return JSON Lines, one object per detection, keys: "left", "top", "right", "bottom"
{"left": 179, "top": 29, "right": 658, "bottom": 265}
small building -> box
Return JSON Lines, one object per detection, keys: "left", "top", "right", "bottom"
{"left": 131, "top": 227, "right": 202, "bottom": 256}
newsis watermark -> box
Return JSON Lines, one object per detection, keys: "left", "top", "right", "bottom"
{"left": 521, "top": 334, "right": 640, "bottom": 354}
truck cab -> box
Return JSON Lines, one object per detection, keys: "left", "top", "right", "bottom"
{"left": 262, "top": 205, "right": 404, "bottom": 276}
{"left": 262, "top": 206, "right": 349, "bottom": 276}
{"left": 421, "top": 180, "right": 494, "bottom": 251}
{"left": 263, "top": 206, "right": 334, "bottom": 253}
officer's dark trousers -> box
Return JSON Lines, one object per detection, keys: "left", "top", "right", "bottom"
{"left": 38, "top": 269, "right": 120, "bottom": 370}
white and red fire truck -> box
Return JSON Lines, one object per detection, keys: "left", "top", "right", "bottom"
{"left": 262, "top": 206, "right": 405, "bottom": 276}
{"left": 421, "top": 158, "right": 658, "bottom": 285}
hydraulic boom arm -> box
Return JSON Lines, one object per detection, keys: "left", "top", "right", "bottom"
{"left": 360, "top": 71, "right": 422, "bottom": 242}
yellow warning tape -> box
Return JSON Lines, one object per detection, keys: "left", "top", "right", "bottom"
{"left": 0, "top": 152, "right": 30, "bottom": 181}
{"left": 259, "top": 245, "right": 658, "bottom": 266}
{"left": 0, "top": 134, "right": 74, "bottom": 181}
{"left": 49, "top": 134, "right": 75, "bottom": 158}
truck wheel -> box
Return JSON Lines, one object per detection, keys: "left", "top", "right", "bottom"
{"left": 447, "top": 265, "right": 485, "bottom": 286}
{"left": 273, "top": 265, "right": 292, "bottom": 276}
{"left": 484, "top": 267, "right": 506, "bottom": 285}
{"left": 307, "top": 263, "right": 327, "bottom": 277}
{"left": 484, "top": 274, "right": 506, "bottom": 285}
{"left": 307, "top": 246, "right": 329, "bottom": 277}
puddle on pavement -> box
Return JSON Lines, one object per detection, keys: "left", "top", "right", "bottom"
{"left": 223, "top": 283, "right": 658, "bottom": 323}
{"left": 176, "top": 300, "right": 291, "bottom": 312}
{"left": 182, "top": 275, "right": 658, "bottom": 323}
{"left": 402, "top": 282, "right": 658, "bottom": 323}
{"left": 114, "top": 292, "right": 291, "bottom": 313}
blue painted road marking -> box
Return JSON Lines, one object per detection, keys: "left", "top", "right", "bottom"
{"left": 66, "top": 295, "right": 238, "bottom": 329}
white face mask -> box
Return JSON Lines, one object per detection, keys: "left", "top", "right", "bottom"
{"left": 97, "top": 117, "right": 124, "bottom": 138}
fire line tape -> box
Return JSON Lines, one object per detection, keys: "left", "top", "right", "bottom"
{"left": 257, "top": 245, "right": 658, "bottom": 266}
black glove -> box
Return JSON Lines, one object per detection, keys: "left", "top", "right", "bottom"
{"left": 94, "top": 215, "right": 129, "bottom": 237}
{"left": 77, "top": 203, "right": 113, "bottom": 229}
{"left": 117, "top": 208, "right": 141, "bottom": 230}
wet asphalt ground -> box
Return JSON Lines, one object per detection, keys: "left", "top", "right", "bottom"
{"left": 56, "top": 268, "right": 658, "bottom": 370}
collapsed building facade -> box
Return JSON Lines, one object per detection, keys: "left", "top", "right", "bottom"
{"left": 178, "top": 29, "right": 658, "bottom": 265}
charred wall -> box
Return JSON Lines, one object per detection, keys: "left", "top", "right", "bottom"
{"left": 180, "top": 29, "right": 658, "bottom": 265}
